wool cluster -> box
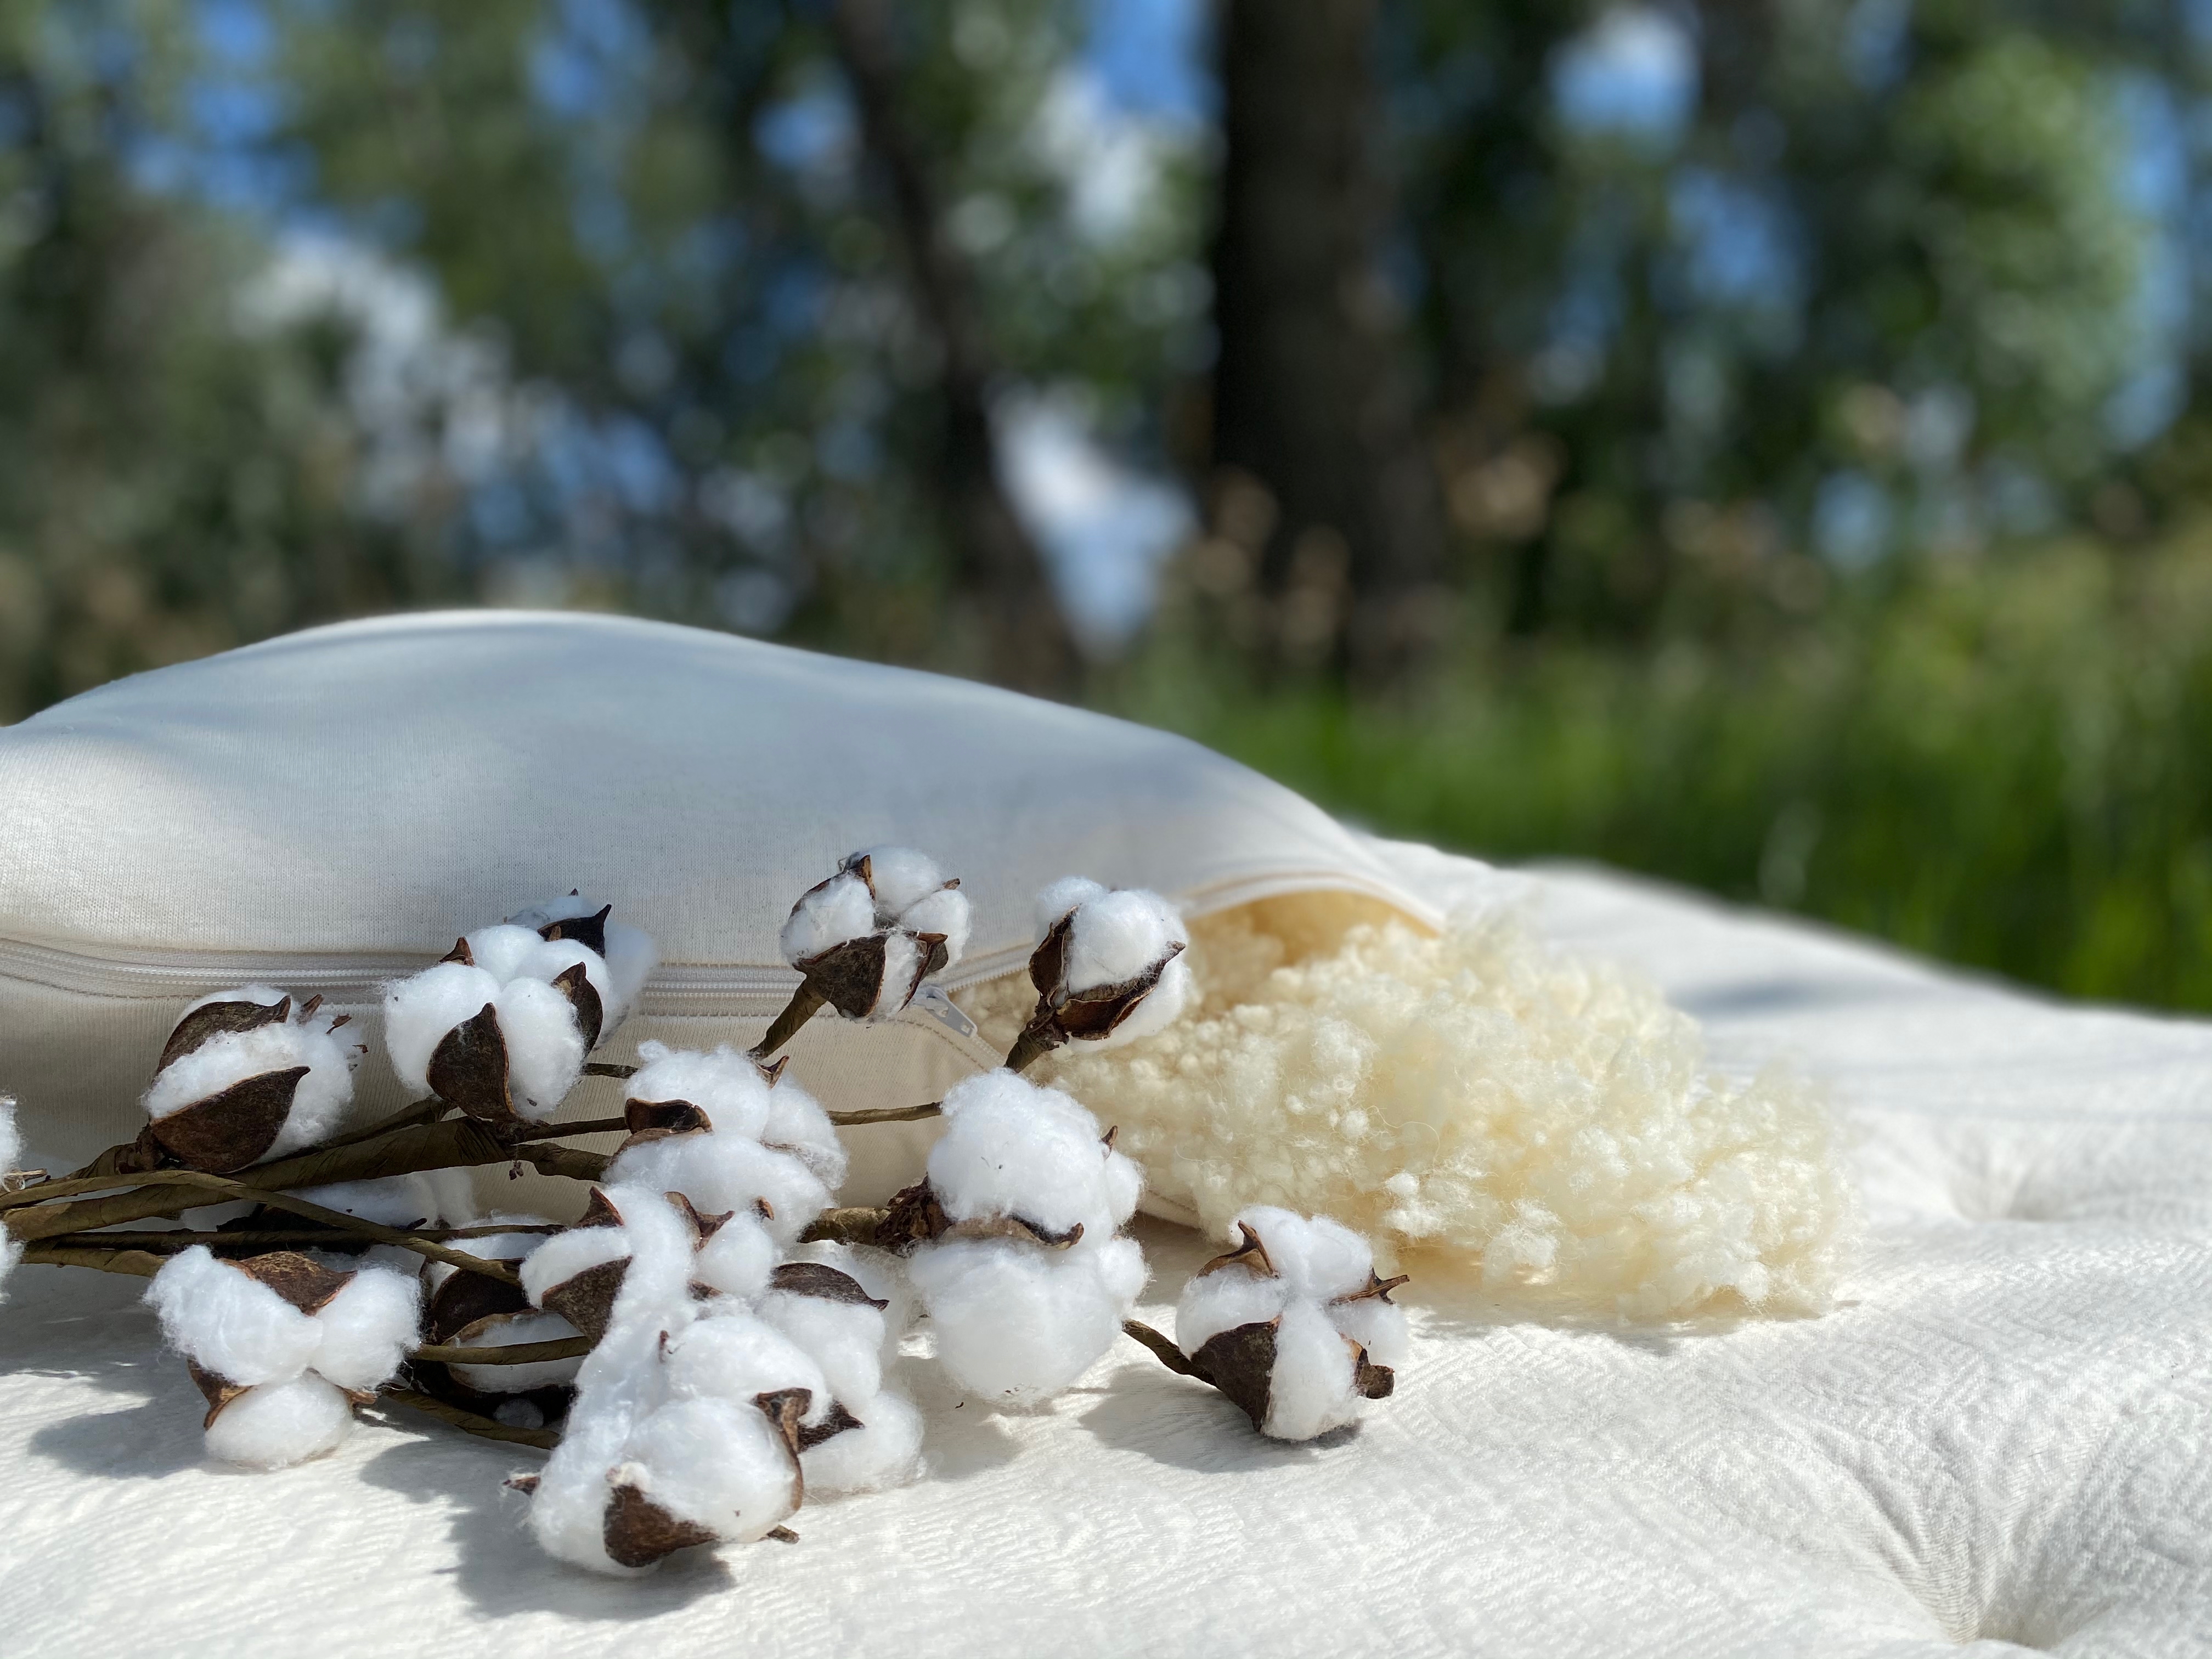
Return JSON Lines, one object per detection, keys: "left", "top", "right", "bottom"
{"left": 780, "top": 847, "right": 972, "bottom": 1022}
{"left": 976, "top": 900, "right": 1857, "bottom": 1322}
{"left": 146, "top": 1246, "right": 422, "bottom": 1467}
{"left": 903, "top": 1071, "right": 1149, "bottom": 1406}
{"left": 138, "top": 986, "right": 364, "bottom": 1170}
{"left": 1175, "top": 1206, "right": 1408, "bottom": 1441}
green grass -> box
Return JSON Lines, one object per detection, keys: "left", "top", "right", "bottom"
{"left": 1117, "top": 533, "right": 2212, "bottom": 1013}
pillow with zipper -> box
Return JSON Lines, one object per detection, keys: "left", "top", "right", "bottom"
{"left": 0, "top": 610, "right": 1441, "bottom": 1206}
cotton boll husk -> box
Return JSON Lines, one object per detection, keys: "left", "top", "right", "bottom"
{"left": 907, "top": 1238, "right": 1131, "bottom": 1406}
{"left": 1175, "top": 1266, "right": 1291, "bottom": 1356}
{"left": 618, "top": 1394, "right": 801, "bottom": 1545}
{"left": 1261, "top": 1300, "right": 1361, "bottom": 1441}
{"left": 490, "top": 977, "right": 586, "bottom": 1121}
{"left": 760, "top": 1082, "right": 847, "bottom": 1188}
{"left": 691, "top": 1213, "right": 777, "bottom": 1302}
{"left": 928, "top": 1073, "right": 1129, "bottom": 1243}
{"left": 141, "top": 1020, "right": 359, "bottom": 1159}
{"left": 781, "top": 870, "right": 875, "bottom": 964}
{"left": 204, "top": 1375, "right": 354, "bottom": 1468}
{"left": 146, "top": 1246, "right": 321, "bottom": 1386}
{"left": 1000, "top": 903, "right": 1857, "bottom": 1322}
{"left": 1064, "top": 889, "right": 1186, "bottom": 995}
{"left": 1237, "top": 1207, "right": 1372, "bottom": 1302}
{"left": 801, "top": 1389, "right": 923, "bottom": 1496}
{"left": 1079, "top": 953, "right": 1193, "bottom": 1052}
{"left": 661, "top": 1309, "right": 831, "bottom": 1427}
{"left": 519, "top": 1226, "right": 633, "bottom": 1310}
{"left": 1034, "top": 876, "right": 1107, "bottom": 935}
{"left": 309, "top": 1266, "right": 422, "bottom": 1391}
{"left": 291, "top": 1175, "right": 440, "bottom": 1231}
{"left": 624, "top": 1042, "right": 772, "bottom": 1141}
{"left": 1328, "top": 1295, "right": 1410, "bottom": 1368}
{"left": 754, "top": 1287, "right": 884, "bottom": 1410}
{"left": 787, "top": 1242, "right": 912, "bottom": 1360}
{"left": 896, "top": 885, "right": 970, "bottom": 967}
{"left": 605, "top": 1133, "right": 829, "bottom": 1246}
{"left": 450, "top": 1310, "right": 586, "bottom": 1392}
{"left": 382, "top": 962, "right": 501, "bottom": 1097}
{"left": 854, "top": 846, "right": 945, "bottom": 917}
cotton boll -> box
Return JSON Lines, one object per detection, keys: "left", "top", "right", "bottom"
{"left": 692, "top": 1213, "right": 777, "bottom": 1302}
{"left": 760, "top": 1081, "right": 847, "bottom": 1189}
{"left": 800, "top": 1389, "right": 923, "bottom": 1496}
{"left": 606, "top": 1133, "right": 830, "bottom": 1247}
{"left": 896, "top": 885, "right": 970, "bottom": 967}
{"left": 382, "top": 962, "right": 502, "bottom": 1097}
{"left": 146, "top": 1247, "right": 321, "bottom": 1387}
{"left": 788, "top": 1242, "right": 912, "bottom": 1361}
{"left": 308, "top": 1266, "right": 422, "bottom": 1392}
{"left": 520, "top": 1226, "right": 633, "bottom": 1310}
{"left": 908, "top": 1238, "right": 1131, "bottom": 1406}
{"left": 450, "top": 1310, "right": 586, "bottom": 1393}
{"left": 754, "top": 1286, "right": 884, "bottom": 1410}
{"left": 492, "top": 977, "right": 587, "bottom": 1121}
{"left": 1238, "top": 1206, "right": 1371, "bottom": 1302}
{"left": 1064, "top": 889, "right": 1186, "bottom": 995}
{"left": 291, "top": 1175, "right": 439, "bottom": 1231}
{"left": 1082, "top": 953, "right": 1193, "bottom": 1051}
{"left": 1328, "top": 1294, "right": 1410, "bottom": 1369}
{"left": 617, "top": 1394, "right": 803, "bottom": 1547}
{"left": 140, "top": 1018, "right": 360, "bottom": 1160}
{"left": 460, "top": 924, "right": 550, "bottom": 984}
{"left": 928, "top": 1072, "right": 1131, "bottom": 1244}
{"left": 1175, "top": 1264, "right": 1290, "bottom": 1356}
{"left": 1260, "top": 1300, "right": 1363, "bottom": 1441}
{"left": 661, "top": 1308, "right": 831, "bottom": 1428}
{"left": 781, "top": 870, "right": 876, "bottom": 966}
{"left": 625, "top": 1042, "right": 774, "bottom": 1141}
{"left": 1034, "top": 876, "right": 1107, "bottom": 935}
{"left": 204, "top": 1375, "right": 355, "bottom": 1469}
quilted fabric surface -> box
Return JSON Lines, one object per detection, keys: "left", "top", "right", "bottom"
{"left": 3, "top": 846, "right": 2209, "bottom": 1658}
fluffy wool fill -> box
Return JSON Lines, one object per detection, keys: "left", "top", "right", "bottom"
{"left": 963, "top": 897, "right": 1855, "bottom": 1322}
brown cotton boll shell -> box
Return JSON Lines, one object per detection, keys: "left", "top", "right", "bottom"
{"left": 541, "top": 1259, "right": 629, "bottom": 1346}
{"left": 768, "top": 1262, "right": 888, "bottom": 1310}
{"left": 878, "top": 1180, "right": 950, "bottom": 1255}
{"left": 187, "top": 1358, "right": 250, "bottom": 1426}
{"left": 575, "top": 1188, "right": 625, "bottom": 1231}
{"left": 1352, "top": 1341, "right": 1395, "bottom": 1401}
{"left": 795, "top": 1398, "right": 864, "bottom": 1452}
{"left": 157, "top": 996, "right": 294, "bottom": 1074}
{"left": 753, "top": 1387, "right": 812, "bottom": 1465}
{"left": 798, "top": 934, "right": 891, "bottom": 1020}
{"left": 149, "top": 1066, "right": 311, "bottom": 1173}
{"left": 617, "top": 1099, "right": 711, "bottom": 1152}
{"left": 666, "top": 1193, "right": 730, "bottom": 1243}
{"left": 538, "top": 904, "right": 612, "bottom": 958}
{"left": 602, "top": 1482, "right": 721, "bottom": 1571}
{"left": 550, "top": 962, "right": 604, "bottom": 1051}
{"left": 233, "top": 1250, "right": 356, "bottom": 1316}
{"left": 1331, "top": 1271, "right": 1410, "bottom": 1306}
{"left": 427, "top": 1265, "right": 531, "bottom": 1344}
{"left": 1189, "top": 1317, "right": 1282, "bottom": 1434}
{"left": 427, "top": 1003, "right": 514, "bottom": 1123}
{"left": 916, "top": 933, "right": 951, "bottom": 980}
{"left": 1197, "top": 1222, "right": 1278, "bottom": 1282}
{"left": 441, "top": 938, "right": 474, "bottom": 967}
{"left": 1054, "top": 949, "right": 1180, "bottom": 1041}
{"left": 1029, "top": 913, "right": 1074, "bottom": 1000}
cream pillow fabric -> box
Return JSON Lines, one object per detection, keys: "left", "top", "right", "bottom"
{"left": 0, "top": 610, "right": 1437, "bottom": 1203}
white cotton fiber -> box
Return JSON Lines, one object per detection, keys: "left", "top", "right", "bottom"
{"left": 755, "top": 1286, "right": 884, "bottom": 1410}
{"left": 307, "top": 1266, "right": 422, "bottom": 1392}
{"left": 928, "top": 1071, "right": 1141, "bottom": 1244}
{"left": 518, "top": 1225, "right": 633, "bottom": 1310}
{"left": 1063, "top": 888, "right": 1187, "bottom": 995}
{"left": 382, "top": 962, "right": 501, "bottom": 1097}
{"left": 787, "top": 1242, "right": 912, "bottom": 1361}
{"left": 661, "top": 1308, "right": 831, "bottom": 1430}
{"left": 204, "top": 1375, "right": 354, "bottom": 1469}
{"left": 856, "top": 846, "right": 945, "bottom": 916}
{"left": 760, "top": 1081, "right": 848, "bottom": 1188}
{"left": 692, "top": 1212, "right": 777, "bottom": 1302}
{"left": 426, "top": 1214, "right": 557, "bottom": 1303}
{"left": 505, "top": 895, "right": 657, "bottom": 1023}
{"left": 1034, "top": 877, "right": 1107, "bottom": 935}
{"left": 625, "top": 1041, "right": 774, "bottom": 1141}
{"left": 491, "top": 977, "right": 588, "bottom": 1120}
{"left": 975, "top": 900, "right": 1857, "bottom": 1321}
{"left": 605, "top": 1132, "right": 830, "bottom": 1246}
{"left": 616, "top": 1394, "right": 802, "bottom": 1545}
{"left": 897, "top": 886, "right": 970, "bottom": 963}
{"left": 907, "top": 1238, "right": 1133, "bottom": 1406}
{"left": 141, "top": 1016, "right": 360, "bottom": 1159}
{"left": 781, "top": 870, "right": 876, "bottom": 965}
{"left": 1329, "top": 1290, "right": 1410, "bottom": 1368}
{"left": 0, "top": 1090, "right": 21, "bottom": 1177}
{"left": 1174, "top": 1261, "right": 1289, "bottom": 1355}
{"left": 450, "top": 1310, "right": 586, "bottom": 1393}
{"left": 1261, "top": 1299, "right": 1361, "bottom": 1441}
{"left": 801, "top": 1389, "right": 923, "bottom": 1496}
{"left": 146, "top": 1247, "right": 321, "bottom": 1387}
{"left": 291, "top": 1175, "right": 439, "bottom": 1231}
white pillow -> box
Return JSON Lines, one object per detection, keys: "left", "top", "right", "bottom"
{"left": 0, "top": 610, "right": 1438, "bottom": 1203}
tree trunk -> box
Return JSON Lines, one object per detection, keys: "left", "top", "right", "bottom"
{"left": 1207, "top": 0, "right": 1444, "bottom": 685}
{"left": 828, "top": 0, "right": 1079, "bottom": 697}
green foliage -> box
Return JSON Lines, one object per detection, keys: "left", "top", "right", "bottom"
{"left": 1124, "top": 533, "right": 2212, "bottom": 1012}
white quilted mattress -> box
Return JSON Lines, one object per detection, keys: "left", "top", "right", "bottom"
{"left": 4, "top": 849, "right": 2209, "bottom": 1658}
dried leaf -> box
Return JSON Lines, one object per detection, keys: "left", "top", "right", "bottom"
{"left": 1189, "top": 1316, "right": 1281, "bottom": 1432}
{"left": 538, "top": 904, "right": 612, "bottom": 958}
{"left": 148, "top": 1066, "right": 309, "bottom": 1172}
{"left": 602, "top": 1482, "right": 719, "bottom": 1570}
{"left": 550, "top": 961, "right": 604, "bottom": 1051}
{"left": 1197, "top": 1222, "right": 1278, "bottom": 1282}
{"left": 233, "top": 1250, "right": 354, "bottom": 1316}
{"left": 768, "top": 1261, "right": 888, "bottom": 1309}
{"left": 426, "top": 1003, "right": 513, "bottom": 1122}
{"left": 156, "top": 996, "right": 292, "bottom": 1074}
{"left": 939, "top": 1214, "right": 1084, "bottom": 1250}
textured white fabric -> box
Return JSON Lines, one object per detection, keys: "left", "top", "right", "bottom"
{"left": 4, "top": 848, "right": 2209, "bottom": 1655}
